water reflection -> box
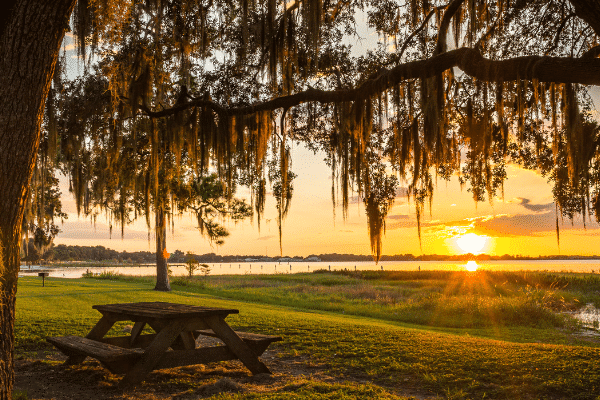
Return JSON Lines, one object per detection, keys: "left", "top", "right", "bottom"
{"left": 465, "top": 261, "right": 479, "bottom": 272}
{"left": 17, "top": 259, "right": 600, "bottom": 279}
{"left": 570, "top": 303, "right": 600, "bottom": 330}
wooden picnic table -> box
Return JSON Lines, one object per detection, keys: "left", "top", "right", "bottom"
{"left": 47, "top": 301, "right": 281, "bottom": 385}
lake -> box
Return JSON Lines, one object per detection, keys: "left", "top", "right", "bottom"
{"left": 18, "top": 259, "right": 600, "bottom": 279}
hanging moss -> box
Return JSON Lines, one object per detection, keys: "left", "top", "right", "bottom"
{"left": 38, "top": 0, "right": 600, "bottom": 266}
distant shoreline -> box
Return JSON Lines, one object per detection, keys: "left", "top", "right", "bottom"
{"left": 23, "top": 247, "right": 600, "bottom": 265}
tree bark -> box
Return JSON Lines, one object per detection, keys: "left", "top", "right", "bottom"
{"left": 0, "top": 1, "right": 76, "bottom": 398}
{"left": 570, "top": 0, "right": 600, "bottom": 36}
{"left": 154, "top": 209, "right": 171, "bottom": 291}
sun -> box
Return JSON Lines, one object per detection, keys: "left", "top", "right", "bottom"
{"left": 456, "top": 233, "right": 488, "bottom": 254}
{"left": 465, "top": 260, "right": 479, "bottom": 272}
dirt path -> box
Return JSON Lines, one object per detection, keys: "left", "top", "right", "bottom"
{"left": 14, "top": 349, "right": 434, "bottom": 399}
{"left": 15, "top": 348, "right": 312, "bottom": 399}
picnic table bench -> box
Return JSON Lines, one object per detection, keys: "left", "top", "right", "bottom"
{"left": 47, "top": 302, "right": 282, "bottom": 385}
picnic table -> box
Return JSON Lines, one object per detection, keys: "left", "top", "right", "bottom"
{"left": 47, "top": 301, "right": 281, "bottom": 385}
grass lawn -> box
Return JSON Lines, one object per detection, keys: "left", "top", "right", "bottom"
{"left": 15, "top": 273, "right": 600, "bottom": 399}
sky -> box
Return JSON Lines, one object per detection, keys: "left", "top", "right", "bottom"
{"left": 51, "top": 20, "right": 600, "bottom": 258}
{"left": 53, "top": 140, "right": 600, "bottom": 257}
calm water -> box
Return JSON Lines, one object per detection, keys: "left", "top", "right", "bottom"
{"left": 18, "top": 259, "right": 600, "bottom": 279}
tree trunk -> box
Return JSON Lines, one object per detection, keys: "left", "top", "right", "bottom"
{"left": 0, "top": 1, "right": 76, "bottom": 398}
{"left": 154, "top": 208, "right": 171, "bottom": 291}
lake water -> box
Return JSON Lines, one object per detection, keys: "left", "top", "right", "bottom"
{"left": 18, "top": 259, "right": 600, "bottom": 279}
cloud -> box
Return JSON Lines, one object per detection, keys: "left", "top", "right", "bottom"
{"left": 56, "top": 220, "right": 149, "bottom": 241}
{"left": 473, "top": 213, "right": 554, "bottom": 237}
{"left": 514, "top": 197, "right": 554, "bottom": 212}
{"left": 386, "top": 221, "right": 417, "bottom": 230}
{"left": 256, "top": 235, "right": 276, "bottom": 241}
{"left": 386, "top": 217, "right": 443, "bottom": 230}
{"left": 385, "top": 211, "right": 567, "bottom": 238}
{"left": 472, "top": 212, "right": 598, "bottom": 237}
{"left": 389, "top": 210, "right": 600, "bottom": 239}
{"left": 387, "top": 214, "right": 409, "bottom": 220}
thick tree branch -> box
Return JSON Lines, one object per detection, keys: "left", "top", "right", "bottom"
{"left": 583, "top": 45, "right": 600, "bottom": 59}
{"left": 139, "top": 48, "right": 600, "bottom": 119}
{"left": 569, "top": 0, "right": 600, "bottom": 36}
{"left": 435, "top": 0, "right": 465, "bottom": 55}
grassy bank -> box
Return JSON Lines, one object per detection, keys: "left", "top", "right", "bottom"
{"left": 15, "top": 274, "right": 600, "bottom": 399}
{"left": 90, "top": 270, "right": 600, "bottom": 337}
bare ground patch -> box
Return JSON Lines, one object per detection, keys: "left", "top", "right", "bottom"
{"left": 14, "top": 348, "right": 437, "bottom": 399}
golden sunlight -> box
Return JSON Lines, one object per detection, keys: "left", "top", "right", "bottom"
{"left": 465, "top": 260, "right": 479, "bottom": 272}
{"left": 456, "top": 233, "right": 488, "bottom": 254}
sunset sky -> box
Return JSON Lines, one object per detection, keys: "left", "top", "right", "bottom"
{"left": 53, "top": 139, "right": 600, "bottom": 257}
{"left": 52, "top": 32, "right": 600, "bottom": 258}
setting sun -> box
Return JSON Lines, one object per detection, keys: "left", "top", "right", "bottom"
{"left": 465, "top": 260, "right": 479, "bottom": 272}
{"left": 456, "top": 233, "right": 488, "bottom": 254}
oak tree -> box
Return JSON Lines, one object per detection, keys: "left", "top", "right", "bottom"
{"left": 2, "top": 0, "right": 600, "bottom": 398}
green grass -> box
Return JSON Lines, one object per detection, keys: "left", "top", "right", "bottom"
{"left": 16, "top": 275, "right": 600, "bottom": 399}
{"left": 147, "top": 270, "right": 597, "bottom": 332}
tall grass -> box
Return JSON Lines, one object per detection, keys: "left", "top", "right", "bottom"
{"left": 99, "top": 270, "right": 597, "bottom": 330}
{"left": 82, "top": 270, "right": 123, "bottom": 280}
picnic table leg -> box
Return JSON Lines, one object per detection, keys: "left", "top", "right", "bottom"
{"left": 120, "top": 319, "right": 188, "bottom": 386}
{"left": 130, "top": 321, "right": 146, "bottom": 347}
{"left": 204, "top": 316, "right": 271, "bottom": 375}
{"left": 179, "top": 331, "right": 196, "bottom": 350}
{"left": 148, "top": 320, "right": 194, "bottom": 350}
{"left": 65, "top": 314, "right": 116, "bottom": 365}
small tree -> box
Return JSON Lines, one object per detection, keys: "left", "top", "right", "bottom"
{"left": 199, "top": 263, "right": 211, "bottom": 278}
{"left": 185, "top": 252, "right": 199, "bottom": 277}
{"left": 21, "top": 144, "right": 66, "bottom": 265}
{"left": 56, "top": 75, "right": 253, "bottom": 291}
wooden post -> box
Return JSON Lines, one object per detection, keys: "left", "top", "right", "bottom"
{"left": 120, "top": 319, "right": 188, "bottom": 386}
{"left": 204, "top": 316, "right": 270, "bottom": 375}
{"left": 38, "top": 272, "right": 49, "bottom": 287}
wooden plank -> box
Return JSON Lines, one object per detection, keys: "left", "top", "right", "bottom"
{"left": 65, "top": 314, "right": 117, "bottom": 365}
{"left": 130, "top": 321, "right": 146, "bottom": 347}
{"left": 179, "top": 331, "right": 197, "bottom": 350}
{"left": 48, "top": 336, "right": 143, "bottom": 363}
{"left": 93, "top": 302, "right": 238, "bottom": 320}
{"left": 86, "top": 314, "right": 118, "bottom": 340}
{"left": 120, "top": 318, "right": 189, "bottom": 386}
{"left": 204, "top": 316, "right": 271, "bottom": 375}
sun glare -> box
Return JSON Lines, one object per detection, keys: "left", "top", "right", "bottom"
{"left": 465, "top": 260, "right": 479, "bottom": 272}
{"left": 456, "top": 233, "right": 487, "bottom": 254}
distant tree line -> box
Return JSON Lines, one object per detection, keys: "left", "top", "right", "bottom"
{"left": 20, "top": 243, "right": 600, "bottom": 264}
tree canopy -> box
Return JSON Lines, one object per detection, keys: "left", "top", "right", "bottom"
{"left": 42, "top": 0, "right": 600, "bottom": 262}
